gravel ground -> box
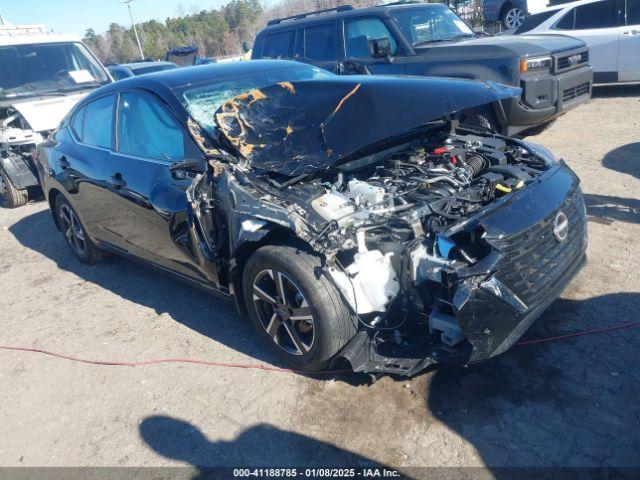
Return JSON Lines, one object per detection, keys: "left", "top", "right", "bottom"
{"left": 0, "top": 85, "right": 639, "bottom": 476}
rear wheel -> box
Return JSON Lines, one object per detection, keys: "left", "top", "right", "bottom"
{"left": 501, "top": 5, "right": 526, "bottom": 29}
{"left": 242, "top": 245, "right": 356, "bottom": 371}
{"left": 55, "top": 196, "right": 104, "bottom": 264}
{"left": 0, "top": 167, "right": 28, "bottom": 208}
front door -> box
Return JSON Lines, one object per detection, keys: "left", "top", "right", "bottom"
{"left": 102, "top": 90, "right": 219, "bottom": 286}
{"left": 555, "top": 0, "right": 624, "bottom": 79}
{"left": 618, "top": 0, "right": 640, "bottom": 81}
{"left": 342, "top": 16, "right": 408, "bottom": 75}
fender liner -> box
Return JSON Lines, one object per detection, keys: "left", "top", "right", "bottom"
{"left": 0, "top": 153, "right": 39, "bottom": 189}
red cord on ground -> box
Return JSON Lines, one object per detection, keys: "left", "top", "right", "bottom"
{"left": 0, "top": 320, "right": 638, "bottom": 373}
{"left": 516, "top": 320, "right": 640, "bottom": 345}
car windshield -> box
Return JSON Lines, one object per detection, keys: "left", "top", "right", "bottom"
{"left": 390, "top": 5, "right": 475, "bottom": 45}
{"left": 179, "top": 64, "right": 334, "bottom": 138}
{"left": 0, "top": 42, "right": 110, "bottom": 101}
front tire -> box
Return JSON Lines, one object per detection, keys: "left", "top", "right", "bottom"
{"left": 242, "top": 245, "right": 356, "bottom": 371}
{"left": 0, "top": 167, "right": 28, "bottom": 208}
{"left": 55, "top": 195, "right": 104, "bottom": 264}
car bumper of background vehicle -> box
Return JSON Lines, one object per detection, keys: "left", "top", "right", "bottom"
{"left": 0, "top": 154, "right": 40, "bottom": 190}
{"left": 501, "top": 66, "right": 593, "bottom": 134}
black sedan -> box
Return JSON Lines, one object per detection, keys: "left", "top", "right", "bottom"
{"left": 36, "top": 60, "right": 587, "bottom": 375}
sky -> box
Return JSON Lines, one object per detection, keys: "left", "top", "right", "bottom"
{"left": 1, "top": 0, "right": 271, "bottom": 37}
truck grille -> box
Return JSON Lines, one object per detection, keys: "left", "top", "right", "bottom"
{"left": 563, "top": 82, "right": 591, "bottom": 102}
{"left": 556, "top": 50, "right": 589, "bottom": 73}
{"left": 490, "top": 188, "right": 587, "bottom": 309}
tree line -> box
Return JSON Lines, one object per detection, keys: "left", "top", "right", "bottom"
{"left": 83, "top": 0, "right": 381, "bottom": 64}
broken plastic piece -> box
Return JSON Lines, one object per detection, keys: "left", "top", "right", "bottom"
{"left": 328, "top": 250, "right": 400, "bottom": 314}
{"left": 429, "top": 311, "right": 466, "bottom": 347}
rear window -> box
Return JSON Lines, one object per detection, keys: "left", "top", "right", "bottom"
{"left": 515, "top": 9, "right": 561, "bottom": 33}
{"left": 557, "top": 0, "right": 624, "bottom": 29}
{"left": 262, "top": 30, "right": 295, "bottom": 59}
{"left": 304, "top": 22, "right": 338, "bottom": 61}
{"left": 72, "top": 95, "right": 114, "bottom": 149}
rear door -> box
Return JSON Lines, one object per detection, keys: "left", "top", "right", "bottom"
{"left": 102, "top": 90, "right": 219, "bottom": 285}
{"left": 62, "top": 94, "right": 117, "bottom": 241}
{"left": 618, "top": 0, "right": 640, "bottom": 81}
{"left": 301, "top": 21, "right": 341, "bottom": 71}
{"left": 554, "top": 0, "right": 625, "bottom": 79}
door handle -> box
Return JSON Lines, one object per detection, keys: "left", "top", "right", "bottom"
{"left": 59, "top": 157, "right": 70, "bottom": 170}
{"left": 108, "top": 173, "right": 127, "bottom": 189}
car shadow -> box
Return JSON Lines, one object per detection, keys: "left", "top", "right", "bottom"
{"left": 601, "top": 142, "right": 640, "bottom": 182}
{"left": 8, "top": 208, "right": 280, "bottom": 366}
{"left": 592, "top": 83, "right": 640, "bottom": 99}
{"left": 139, "top": 415, "right": 389, "bottom": 476}
{"left": 426, "top": 292, "right": 640, "bottom": 475}
{"left": 583, "top": 193, "right": 640, "bottom": 225}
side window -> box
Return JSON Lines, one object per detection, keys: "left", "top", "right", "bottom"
{"left": 345, "top": 17, "right": 399, "bottom": 58}
{"left": 262, "top": 30, "right": 295, "bottom": 59}
{"left": 555, "top": 9, "right": 575, "bottom": 29}
{"left": 574, "top": 0, "right": 621, "bottom": 28}
{"left": 117, "top": 92, "right": 199, "bottom": 162}
{"left": 71, "top": 95, "right": 114, "bottom": 148}
{"left": 71, "top": 107, "right": 86, "bottom": 139}
{"left": 304, "top": 22, "right": 338, "bottom": 61}
{"left": 83, "top": 96, "right": 115, "bottom": 148}
{"left": 628, "top": 0, "right": 640, "bottom": 24}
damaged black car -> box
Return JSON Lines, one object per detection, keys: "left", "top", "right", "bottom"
{"left": 36, "top": 60, "right": 587, "bottom": 375}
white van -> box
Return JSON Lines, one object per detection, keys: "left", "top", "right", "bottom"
{"left": 0, "top": 19, "right": 112, "bottom": 207}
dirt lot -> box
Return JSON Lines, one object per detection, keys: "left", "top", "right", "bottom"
{"left": 1, "top": 85, "right": 639, "bottom": 476}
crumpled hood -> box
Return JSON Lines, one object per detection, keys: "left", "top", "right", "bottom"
{"left": 214, "top": 75, "right": 520, "bottom": 176}
{"left": 10, "top": 92, "right": 88, "bottom": 132}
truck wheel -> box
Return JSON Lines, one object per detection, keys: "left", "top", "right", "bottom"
{"left": 242, "top": 245, "right": 356, "bottom": 371}
{"left": 460, "top": 106, "right": 500, "bottom": 133}
{"left": 55, "top": 195, "right": 104, "bottom": 264}
{"left": 501, "top": 5, "right": 526, "bottom": 29}
{"left": 0, "top": 167, "right": 28, "bottom": 208}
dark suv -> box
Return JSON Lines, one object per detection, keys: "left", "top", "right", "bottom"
{"left": 252, "top": 2, "right": 593, "bottom": 136}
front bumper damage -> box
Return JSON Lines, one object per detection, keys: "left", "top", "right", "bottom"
{"left": 334, "top": 162, "right": 587, "bottom": 376}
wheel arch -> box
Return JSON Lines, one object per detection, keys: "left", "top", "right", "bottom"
{"left": 229, "top": 224, "right": 316, "bottom": 318}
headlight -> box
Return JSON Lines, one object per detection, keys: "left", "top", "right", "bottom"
{"left": 520, "top": 56, "right": 552, "bottom": 73}
{"left": 523, "top": 141, "right": 558, "bottom": 167}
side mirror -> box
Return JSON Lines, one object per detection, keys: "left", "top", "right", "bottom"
{"left": 169, "top": 159, "right": 207, "bottom": 174}
{"left": 369, "top": 37, "right": 392, "bottom": 59}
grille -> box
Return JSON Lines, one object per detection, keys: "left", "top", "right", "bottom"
{"left": 490, "top": 189, "right": 587, "bottom": 309}
{"left": 556, "top": 50, "right": 589, "bottom": 72}
{"left": 563, "top": 82, "right": 590, "bottom": 102}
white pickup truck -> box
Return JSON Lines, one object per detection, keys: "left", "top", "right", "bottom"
{"left": 0, "top": 19, "right": 112, "bottom": 207}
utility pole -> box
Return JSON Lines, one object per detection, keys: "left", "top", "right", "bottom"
{"left": 123, "top": 0, "right": 145, "bottom": 60}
